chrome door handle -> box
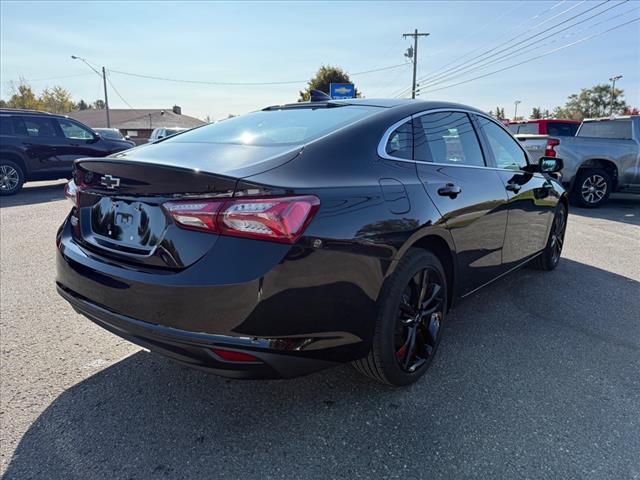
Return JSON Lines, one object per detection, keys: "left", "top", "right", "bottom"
{"left": 437, "top": 183, "right": 462, "bottom": 198}
{"left": 506, "top": 182, "right": 521, "bottom": 193}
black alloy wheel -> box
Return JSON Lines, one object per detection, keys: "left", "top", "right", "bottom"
{"left": 394, "top": 268, "right": 444, "bottom": 373}
{"left": 353, "top": 249, "right": 447, "bottom": 386}
{"left": 532, "top": 203, "right": 567, "bottom": 271}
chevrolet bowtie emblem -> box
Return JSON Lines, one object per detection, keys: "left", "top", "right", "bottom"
{"left": 100, "top": 174, "right": 121, "bottom": 189}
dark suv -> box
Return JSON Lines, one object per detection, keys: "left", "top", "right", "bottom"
{"left": 0, "top": 109, "right": 134, "bottom": 195}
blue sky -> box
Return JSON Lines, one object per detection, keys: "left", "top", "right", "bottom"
{"left": 1, "top": 1, "right": 638, "bottom": 120}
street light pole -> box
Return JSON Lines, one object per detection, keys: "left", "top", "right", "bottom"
{"left": 609, "top": 75, "right": 622, "bottom": 116}
{"left": 514, "top": 100, "right": 521, "bottom": 120}
{"left": 71, "top": 55, "right": 110, "bottom": 127}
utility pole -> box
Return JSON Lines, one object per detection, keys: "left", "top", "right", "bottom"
{"left": 609, "top": 75, "right": 622, "bottom": 116}
{"left": 514, "top": 100, "right": 521, "bottom": 120}
{"left": 102, "top": 66, "right": 111, "bottom": 128}
{"left": 71, "top": 55, "right": 111, "bottom": 127}
{"left": 403, "top": 29, "right": 430, "bottom": 99}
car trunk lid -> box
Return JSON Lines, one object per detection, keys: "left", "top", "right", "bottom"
{"left": 73, "top": 143, "right": 302, "bottom": 269}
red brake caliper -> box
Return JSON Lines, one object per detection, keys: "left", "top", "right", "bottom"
{"left": 396, "top": 344, "right": 407, "bottom": 359}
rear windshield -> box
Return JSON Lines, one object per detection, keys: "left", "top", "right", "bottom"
{"left": 578, "top": 120, "right": 633, "bottom": 140}
{"left": 165, "top": 106, "right": 380, "bottom": 146}
{"left": 508, "top": 123, "right": 538, "bottom": 135}
{"left": 97, "top": 129, "right": 123, "bottom": 140}
{"left": 547, "top": 122, "right": 578, "bottom": 136}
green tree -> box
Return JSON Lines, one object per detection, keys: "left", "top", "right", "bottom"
{"left": 40, "top": 86, "right": 75, "bottom": 113}
{"left": 531, "top": 107, "right": 542, "bottom": 119}
{"left": 6, "top": 79, "right": 42, "bottom": 110}
{"left": 493, "top": 106, "right": 505, "bottom": 118}
{"left": 93, "top": 99, "right": 105, "bottom": 110}
{"left": 77, "top": 99, "right": 90, "bottom": 110}
{"left": 298, "top": 65, "right": 360, "bottom": 102}
{"left": 556, "top": 83, "right": 628, "bottom": 120}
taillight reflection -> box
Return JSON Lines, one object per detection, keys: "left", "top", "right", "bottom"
{"left": 544, "top": 138, "right": 560, "bottom": 157}
{"left": 163, "top": 195, "right": 319, "bottom": 244}
{"left": 64, "top": 180, "right": 78, "bottom": 207}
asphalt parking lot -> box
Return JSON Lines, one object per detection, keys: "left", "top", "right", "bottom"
{"left": 1, "top": 181, "right": 639, "bottom": 480}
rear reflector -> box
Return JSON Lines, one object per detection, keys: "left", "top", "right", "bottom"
{"left": 211, "top": 348, "right": 262, "bottom": 363}
{"left": 164, "top": 195, "right": 319, "bottom": 244}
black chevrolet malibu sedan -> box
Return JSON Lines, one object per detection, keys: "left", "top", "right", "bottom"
{"left": 56, "top": 99, "right": 567, "bottom": 386}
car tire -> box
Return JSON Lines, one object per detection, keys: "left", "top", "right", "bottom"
{"left": 570, "top": 168, "right": 611, "bottom": 208}
{"left": 0, "top": 159, "right": 25, "bottom": 196}
{"left": 352, "top": 249, "right": 447, "bottom": 386}
{"left": 531, "top": 203, "right": 567, "bottom": 271}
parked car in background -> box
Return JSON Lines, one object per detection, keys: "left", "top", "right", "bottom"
{"left": 147, "top": 127, "right": 188, "bottom": 142}
{"left": 94, "top": 128, "right": 136, "bottom": 148}
{"left": 0, "top": 109, "right": 136, "bottom": 195}
{"left": 56, "top": 99, "right": 567, "bottom": 386}
{"left": 516, "top": 116, "right": 640, "bottom": 207}
{"left": 508, "top": 119, "right": 580, "bottom": 136}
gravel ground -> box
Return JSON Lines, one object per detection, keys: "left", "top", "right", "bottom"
{"left": 1, "top": 181, "right": 639, "bottom": 479}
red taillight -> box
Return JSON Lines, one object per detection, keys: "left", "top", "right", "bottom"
{"left": 64, "top": 180, "right": 78, "bottom": 207}
{"left": 163, "top": 195, "right": 319, "bottom": 244}
{"left": 211, "top": 348, "right": 261, "bottom": 363}
{"left": 544, "top": 138, "right": 560, "bottom": 157}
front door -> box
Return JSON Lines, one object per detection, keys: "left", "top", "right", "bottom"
{"left": 413, "top": 111, "right": 509, "bottom": 295}
{"left": 474, "top": 115, "right": 557, "bottom": 267}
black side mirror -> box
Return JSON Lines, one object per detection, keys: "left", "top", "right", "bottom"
{"left": 539, "top": 156, "right": 563, "bottom": 173}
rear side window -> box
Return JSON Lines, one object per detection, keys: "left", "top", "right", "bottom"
{"left": 514, "top": 123, "right": 538, "bottom": 135}
{"left": 547, "top": 122, "right": 578, "bottom": 136}
{"left": 0, "top": 116, "right": 12, "bottom": 135}
{"left": 13, "top": 116, "right": 60, "bottom": 137}
{"left": 166, "top": 106, "right": 379, "bottom": 146}
{"left": 578, "top": 120, "right": 632, "bottom": 140}
{"left": 477, "top": 117, "right": 529, "bottom": 171}
{"left": 385, "top": 121, "right": 413, "bottom": 159}
{"left": 414, "top": 112, "right": 485, "bottom": 167}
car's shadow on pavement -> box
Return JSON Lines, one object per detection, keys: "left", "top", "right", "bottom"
{"left": 569, "top": 193, "right": 639, "bottom": 225}
{"left": 0, "top": 181, "right": 66, "bottom": 208}
{"left": 3, "top": 259, "right": 640, "bottom": 480}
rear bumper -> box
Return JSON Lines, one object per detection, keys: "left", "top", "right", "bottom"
{"left": 56, "top": 216, "right": 383, "bottom": 378}
{"left": 58, "top": 284, "right": 337, "bottom": 379}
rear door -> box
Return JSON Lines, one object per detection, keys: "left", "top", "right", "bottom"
{"left": 11, "top": 115, "right": 64, "bottom": 174}
{"left": 474, "top": 115, "right": 557, "bottom": 267}
{"left": 413, "top": 111, "right": 509, "bottom": 295}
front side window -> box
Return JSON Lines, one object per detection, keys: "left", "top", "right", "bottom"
{"left": 577, "top": 120, "right": 632, "bottom": 140}
{"left": 414, "top": 111, "right": 485, "bottom": 167}
{"left": 385, "top": 121, "right": 413, "bottom": 159}
{"left": 58, "top": 119, "right": 94, "bottom": 140}
{"left": 478, "top": 117, "right": 529, "bottom": 171}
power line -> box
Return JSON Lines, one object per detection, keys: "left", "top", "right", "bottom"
{"left": 105, "top": 74, "right": 140, "bottom": 112}
{"left": 417, "top": 0, "right": 589, "bottom": 86}
{"left": 416, "top": 17, "right": 639, "bottom": 95}
{"left": 393, "top": 0, "right": 584, "bottom": 98}
{"left": 107, "top": 62, "right": 409, "bottom": 87}
{"left": 417, "top": 0, "right": 629, "bottom": 92}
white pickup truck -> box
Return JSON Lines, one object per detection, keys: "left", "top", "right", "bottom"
{"left": 516, "top": 116, "right": 640, "bottom": 207}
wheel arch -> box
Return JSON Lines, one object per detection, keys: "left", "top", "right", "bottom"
{"left": 576, "top": 158, "right": 618, "bottom": 190}
{"left": 0, "top": 151, "right": 29, "bottom": 177}
{"left": 391, "top": 228, "right": 457, "bottom": 309}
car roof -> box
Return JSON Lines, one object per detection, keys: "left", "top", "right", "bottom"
{"left": 509, "top": 119, "right": 580, "bottom": 124}
{"left": 263, "top": 98, "right": 487, "bottom": 116}
{"left": 0, "top": 108, "right": 69, "bottom": 119}
{"left": 583, "top": 115, "right": 638, "bottom": 122}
